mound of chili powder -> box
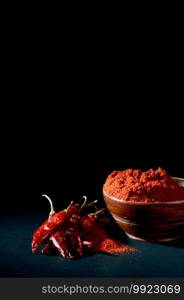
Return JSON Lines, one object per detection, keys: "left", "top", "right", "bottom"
{"left": 83, "top": 218, "right": 136, "bottom": 255}
{"left": 103, "top": 168, "right": 184, "bottom": 203}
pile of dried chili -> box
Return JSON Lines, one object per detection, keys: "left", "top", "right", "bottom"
{"left": 103, "top": 168, "right": 184, "bottom": 203}
{"left": 32, "top": 195, "right": 135, "bottom": 259}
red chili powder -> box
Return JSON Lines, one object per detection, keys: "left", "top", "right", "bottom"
{"left": 84, "top": 224, "right": 136, "bottom": 255}
{"left": 100, "top": 238, "right": 136, "bottom": 255}
{"left": 103, "top": 168, "right": 184, "bottom": 203}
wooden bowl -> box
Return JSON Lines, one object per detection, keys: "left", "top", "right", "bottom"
{"left": 103, "top": 177, "right": 184, "bottom": 242}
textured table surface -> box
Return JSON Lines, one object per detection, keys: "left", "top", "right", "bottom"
{"left": 0, "top": 212, "right": 184, "bottom": 277}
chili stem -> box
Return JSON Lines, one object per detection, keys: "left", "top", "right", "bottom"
{"left": 89, "top": 208, "right": 105, "bottom": 216}
{"left": 84, "top": 200, "right": 98, "bottom": 208}
{"left": 79, "top": 197, "right": 98, "bottom": 213}
{"left": 80, "top": 195, "right": 87, "bottom": 210}
{"left": 42, "top": 194, "right": 56, "bottom": 216}
{"left": 66, "top": 201, "right": 74, "bottom": 212}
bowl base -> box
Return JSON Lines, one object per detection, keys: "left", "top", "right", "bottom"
{"left": 126, "top": 232, "right": 184, "bottom": 242}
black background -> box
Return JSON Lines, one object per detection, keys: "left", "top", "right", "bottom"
{"left": 3, "top": 84, "right": 183, "bottom": 213}
{"left": 1, "top": 0, "right": 183, "bottom": 215}
{"left": 2, "top": 30, "right": 183, "bottom": 213}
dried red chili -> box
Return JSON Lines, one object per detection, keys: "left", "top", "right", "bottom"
{"left": 32, "top": 196, "right": 79, "bottom": 253}
{"left": 65, "top": 215, "right": 84, "bottom": 257}
{"left": 32, "top": 195, "right": 136, "bottom": 259}
{"left": 41, "top": 240, "right": 54, "bottom": 255}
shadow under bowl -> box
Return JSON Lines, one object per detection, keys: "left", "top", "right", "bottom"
{"left": 103, "top": 177, "right": 184, "bottom": 242}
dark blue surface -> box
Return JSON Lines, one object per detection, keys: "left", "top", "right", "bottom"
{"left": 0, "top": 212, "right": 184, "bottom": 277}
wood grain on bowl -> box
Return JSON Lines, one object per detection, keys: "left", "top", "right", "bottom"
{"left": 103, "top": 177, "right": 184, "bottom": 242}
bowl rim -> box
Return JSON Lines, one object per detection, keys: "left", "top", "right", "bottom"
{"left": 103, "top": 176, "right": 184, "bottom": 205}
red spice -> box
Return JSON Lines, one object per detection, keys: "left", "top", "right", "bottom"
{"left": 103, "top": 168, "right": 184, "bottom": 203}
{"left": 84, "top": 224, "right": 136, "bottom": 255}
{"left": 100, "top": 238, "right": 136, "bottom": 255}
